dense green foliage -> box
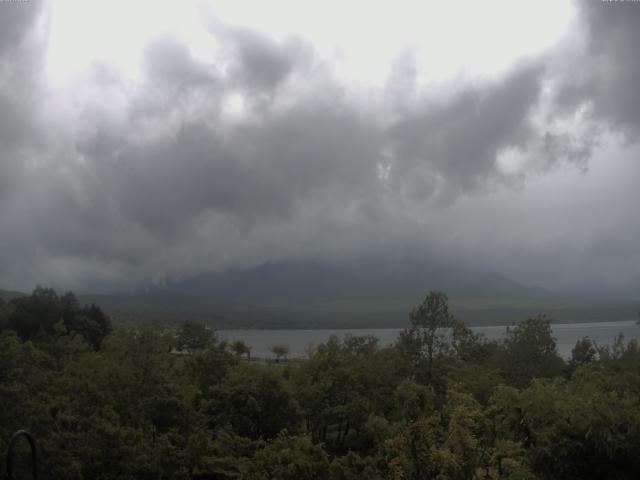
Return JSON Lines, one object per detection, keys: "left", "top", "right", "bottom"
{"left": 1, "top": 290, "right": 639, "bottom": 479}
{"left": 1, "top": 287, "right": 111, "bottom": 350}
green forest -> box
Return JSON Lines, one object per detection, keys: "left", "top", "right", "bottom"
{"left": 1, "top": 288, "right": 640, "bottom": 479}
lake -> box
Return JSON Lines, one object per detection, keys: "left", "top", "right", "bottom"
{"left": 219, "top": 320, "right": 640, "bottom": 359}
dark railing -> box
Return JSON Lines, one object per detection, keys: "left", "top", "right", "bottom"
{"left": 6, "top": 430, "right": 38, "bottom": 480}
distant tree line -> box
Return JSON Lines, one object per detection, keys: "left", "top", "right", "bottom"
{"left": 0, "top": 286, "right": 111, "bottom": 349}
{"left": 0, "top": 290, "right": 639, "bottom": 479}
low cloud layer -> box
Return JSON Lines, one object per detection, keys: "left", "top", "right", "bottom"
{"left": 1, "top": 0, "right": 640, "bottom": 297}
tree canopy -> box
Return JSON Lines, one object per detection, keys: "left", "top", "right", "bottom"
{"left": 1, "top": 288, "right": 639, "bottom": 479}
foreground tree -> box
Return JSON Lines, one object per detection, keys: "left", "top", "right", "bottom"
{"left": 399, "top": 292, "right": 456, "bottom": 383}
{"left": 7, "top": 287, "right": 61, "bottom": 340}
{"left": 242, "top": 434, "right": 330, "bottom": 480}
{"left": 490, "top": 375, "right": 640, "bottom": 479}
{"left": 203, "top": 364, "right": 301, "bottom": 440}
{"left": 570, "top": 336, "right": 597, "bottom": 369}
{"left": 498, "top": 315, "right": 565, "bottom": 388}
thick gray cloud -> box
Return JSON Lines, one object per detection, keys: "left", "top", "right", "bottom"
{"left": 0, "top": 0, "right": 42, "bottom": 55}
{"left": 387, "top": 64, "right": 543, "bottom": 203}
{"left": 0, "top": 1, "right": 46, "bottom": 149}
{"left": 0, "top": 1, "right": 48, "bottom": 207}
{"left": 223, "top": 27, "right": 306, "bottom": 93}
{"left": 556, "top": 0, "right": 640, "bottom": 136}
{"left": 1, "top": 0, "right": 640, "bottom": 297}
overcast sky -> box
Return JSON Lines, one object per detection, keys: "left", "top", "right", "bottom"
{"left": 1, "top": 0, "right": 639, "bottom": 297}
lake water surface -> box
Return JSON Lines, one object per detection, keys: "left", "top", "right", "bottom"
{"left": 219, "top": 320, "right": 640, "bottom": 359}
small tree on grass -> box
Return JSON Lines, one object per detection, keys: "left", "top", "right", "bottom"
{"left": 271, "top": 344, "right": 290, "bottom": 362}
{"left": 231, "top": 340, "right": 252, "bottom": 361}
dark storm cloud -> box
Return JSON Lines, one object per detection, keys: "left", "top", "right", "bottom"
{"left": 0, "top": 0, "right": 42, "bottom": 55}
{"left": 226, "top": 27, "right": 304, "bottom": 92}
{"left": 0, "top": 0, "right": 47, "bottom": 201}
{"left": 0, "top": 0, "right": 45, "bottom": 137}
{"left": 1, "top": 0, "right": 640, "bottom": 294}
{"left": 0, "top": 22, "right": 383, "bottom": 289}
{"left": 66, "top": 29, "right": 378, "bottom": 245}
{"left": 89, "top": 49, "right": 544, "bottom": 244}
{"left": 557, "top": 0, "right": 640, "bottom": 136}
{"left": 143, "top": 36, "right": 216, "bottom": 88}
{"left": 98, "top": 89, "right": 381, "bottom": 238}
{"left": 387, "top": 64, "right": 543, "bottom": 201}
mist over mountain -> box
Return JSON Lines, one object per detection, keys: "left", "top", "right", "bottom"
{"left": 9, "top": 260, "right": 637, "bottom": 330}
{"left": 151, "top": 258, "right": 548, "bottom": 302}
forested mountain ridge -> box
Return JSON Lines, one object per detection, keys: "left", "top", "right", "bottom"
{"left": 134, "top": 259, "right": 638, "bottom": 327}
{"left": 26, "top": 259, "right": 631, "bottom": 328}
{"left": 152, "top": 258, "right": 550, "bottom": 301}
